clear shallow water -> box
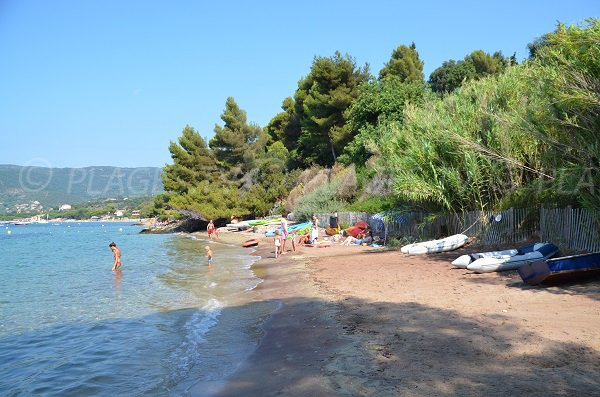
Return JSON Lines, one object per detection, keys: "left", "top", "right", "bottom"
{"left": 0, "top": 222, "right": 275, "bottom": 396}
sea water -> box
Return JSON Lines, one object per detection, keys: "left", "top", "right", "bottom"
{"left": 0, "top": 222, "right": 276, "bottom": 396}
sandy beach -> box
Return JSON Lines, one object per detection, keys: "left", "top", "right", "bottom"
{"left": 191, "top": 231, "right": 600, "bottom": 396}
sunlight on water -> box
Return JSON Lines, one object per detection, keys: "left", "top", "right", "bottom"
{"left": 0, "top": 223, "right": 272, "bottom": 396}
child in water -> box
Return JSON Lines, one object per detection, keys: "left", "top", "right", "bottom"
{"left": 273, "top": 230, "right": 282, "bottom": 258}
{"left": 205, "top": 245, "right": 213, "bottom": 266}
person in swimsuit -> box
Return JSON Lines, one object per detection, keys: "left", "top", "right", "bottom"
{"left": 280, "top": 213, "right": 289, "bottom": 254}
{"left": 109, "top": 242, "right": 122, "bottom": 271}
{"left": 273, "top": 230, "right": 282, "bottom": 258}
{"left": 205, "top": 245, "right": 213, "bottom": 266}
{"left": 207, "top": 220, "right": 217, "bottom": 239}
{"left": 310, "top": 215, "right": 319, "bottom": 242}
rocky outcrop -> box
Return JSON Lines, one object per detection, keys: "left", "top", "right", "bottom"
{"left": 139, "top": 218, "right": 207, "bottom": 234}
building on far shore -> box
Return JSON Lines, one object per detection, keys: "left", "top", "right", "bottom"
{"left": 59, "top": 204, "right": 72, "bottom": 211}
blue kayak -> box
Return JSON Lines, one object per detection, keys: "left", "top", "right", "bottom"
{"left": 265, "top": 222, "right": 312, "bottom": 237}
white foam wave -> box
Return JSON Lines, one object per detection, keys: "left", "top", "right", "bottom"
{"left": 167, "top": 299, "right": 223, "bottom": 381}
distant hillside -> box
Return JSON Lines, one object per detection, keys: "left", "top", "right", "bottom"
{"left": 0, "top": 165, "right": 164, "bottom": 213}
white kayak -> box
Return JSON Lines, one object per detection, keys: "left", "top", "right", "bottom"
{"left": 466, "top": 242, "right": 558, "bottom": 273}
{"left": 401, "top": 234, "right": 468, "bottom": 254}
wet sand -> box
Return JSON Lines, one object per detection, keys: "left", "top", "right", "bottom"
{"left": 191, "top": 231, "right": 600, "bottom": 396}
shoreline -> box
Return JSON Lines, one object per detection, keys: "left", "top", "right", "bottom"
{"left": 188, "top": 230, "right": 600, "bottom": 396}
{"left": 188, "top": 230, "right": 346, "bottom": 396}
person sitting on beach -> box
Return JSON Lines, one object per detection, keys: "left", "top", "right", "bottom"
{"left": 341, "top": 232, "right": 366, "bottom": 246}
{"left": 273, "top": 230, "right": 282, "bottom": 258}
{"left": 205, "top": 245, "right": 213, "bottom": 266}
{"left": 297, "top": 233, "right": 312, "bottom": 246}
{"left": 109, "top": 242, "right": 122, "bottom": 271}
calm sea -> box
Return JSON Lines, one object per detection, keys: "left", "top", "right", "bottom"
{"left": 0, "top": 222, "right": 276, "bottom": 396}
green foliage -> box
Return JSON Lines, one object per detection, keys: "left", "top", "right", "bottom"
{"left": 264, "top": 97, "right": 301, "bottom": 154}
{"left": 429, "top": 50, "right": 509, "bottom": 94}
{"left": 374, "top": 18, "right": 600, "bottom": 212}
{"left": 378, "top": 64, "right": 547, "bottom": 212}
{"left": 465, "top": 50, "right": 508, "bottom": 77}
{"left": 340, "top": 79, "right": 428, "bottom": 164}
{"left": 527, "top": 34, "right": 551, "bottom": 58}
{"left": 209, "top": 97, "right": 267, "bottom": 175}
{"left": 161, "top": 98, "right": 295, "bottom": 220}
{"left": 293, "top": 51, "right": 371, "bottom": 166}
{"left": 154, "top": 18, "right": 600, "bottom": 223}
{"left": 428, "top": 59, "right": 475, "bottom": 94}
{"left": 162, "top": 125, "right": 217, "bottom": 194}
{"left": 168, "top": 180, "right": 249, "bottom": 220}
{"left": 527, "top": 19, "right": 600, "bottom": 210}
{"left": 345, "top": 195, "right": 400, "bottom": 213}
{"left": 379, "top": 42, "right": 425, "bottom": 83}
{"left": 293, "top": 181, "right": 346, "bottom": 221}
{"left": 36, "top": 196, "right": 156, "bottom": 220}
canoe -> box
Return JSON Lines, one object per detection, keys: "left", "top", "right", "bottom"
{"left": 518, "top": 252, "right": 600, "bottom": 285}
{"left": 241, "top": 239, "right": 259, "bottom": 248}
{"left": 247, "top": 218, "right": 282, "bottom": 226}
{"left": 401, "top": 234, "right": 468, "bottom": 254}
{"left": 466, "top": 242, "right": 558, "bottom": 273}
{"left": 265, "top": 222, "right": 312, "bottom": 237}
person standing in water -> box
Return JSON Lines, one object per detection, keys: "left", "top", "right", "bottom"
{"left": 207, "top": 220, "right": 217, "bottom": 239}
{"left": 109, "top": 242, "right": 122, "bottom": 271}
{"left": 205, "top": 245, "right": 213, "bottom": 266}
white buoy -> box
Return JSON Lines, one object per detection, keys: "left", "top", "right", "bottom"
{"left": 119, "top": 228, "right": 123, "bottom": 232}
{"left": 7, "top": 230, "right": 11, "bottom": 235}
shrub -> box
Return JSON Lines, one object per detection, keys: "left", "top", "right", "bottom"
{"left": 293, "top": 182, "right": 345, "bottom": 221}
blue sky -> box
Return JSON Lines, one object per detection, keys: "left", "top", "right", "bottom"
{"left": 0, "top": 0, "right": 597, "bottom": 168}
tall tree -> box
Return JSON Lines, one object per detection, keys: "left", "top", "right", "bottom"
{"left": 294, "top": 51, "right": 371, "bottom": 166}
{"left": 341, "top": 78, "right": 428, "bottom": 164}
{"left": 429, "top": 60, "right": 476, "bottom": 94}
{"left": 162, "top": 125, "right": 218, "bottom": 194}
{"left": 264, "top": 96, "right": 301, "bottom": 152}
{"left": 429, "top": 50, "right": 508, "bottom": 94}
{"left": 465, "top": 50, "right": 507, "bottom": 77}
{"left": 209, "top": 97, "right": 265, "bottom": 175}
{"left": 379, "top": 42, "right": 424, "bottom": 83}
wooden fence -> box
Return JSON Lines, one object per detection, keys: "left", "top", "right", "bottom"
{"left": 540, "top": 207, "right": 600, "bottom": 253}
{"left": 313, "top": 207, "right": 600, "bottom": 253}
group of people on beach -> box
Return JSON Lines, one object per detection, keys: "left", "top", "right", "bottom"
{"left": 108, "top": 216, "right": 371, "bottom": 270}
{"left": 273, "top": 213, "right": 321, "bottom": 257}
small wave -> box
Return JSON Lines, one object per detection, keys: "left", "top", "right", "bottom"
{"left": 166, "top": 299, "right": 223, "bottom": 382}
